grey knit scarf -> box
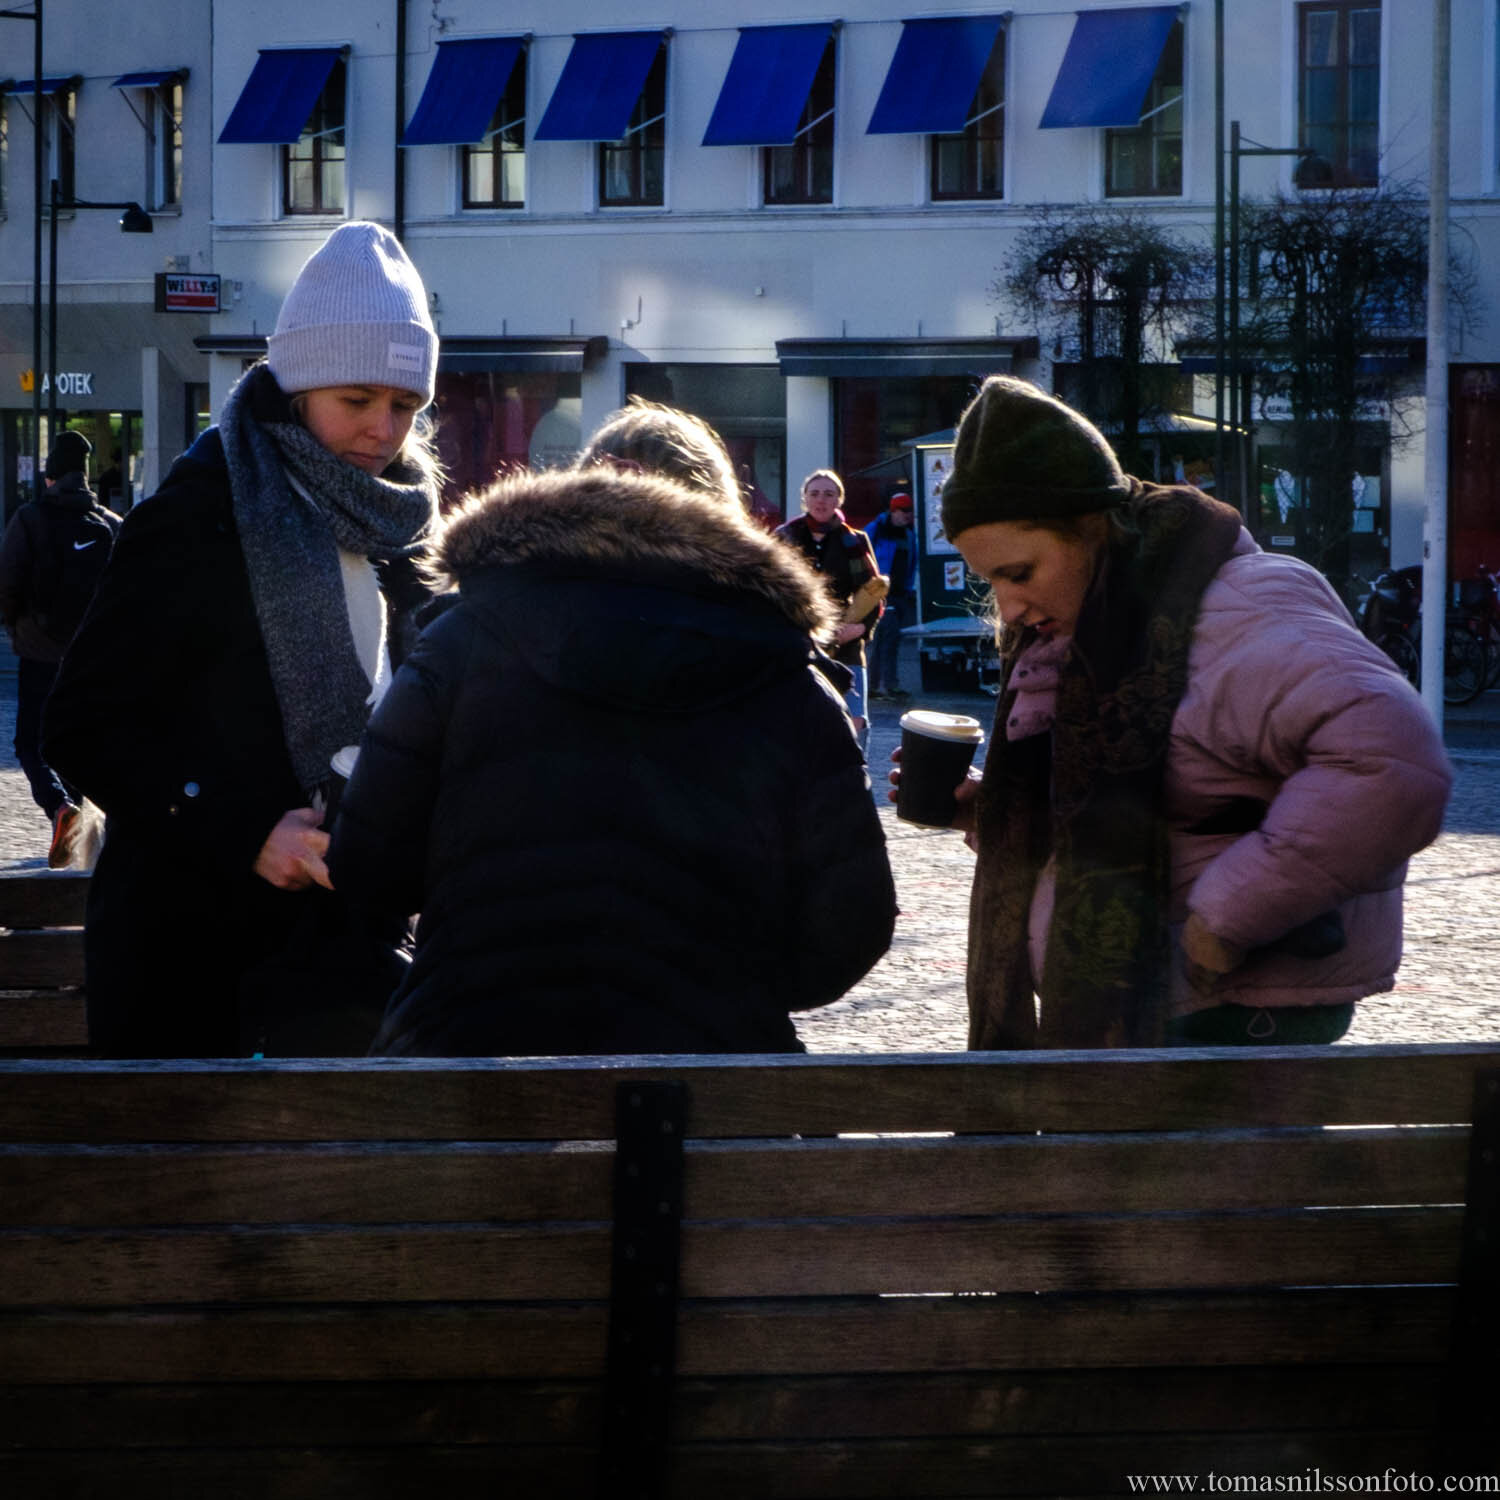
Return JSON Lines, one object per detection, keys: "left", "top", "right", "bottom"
{"left": 219, "top": 364, "right": 439, "bottom": 799}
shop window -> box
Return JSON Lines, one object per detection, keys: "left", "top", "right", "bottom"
{"left": 931, "top": 30, "right": 1006, "bottom": 201}
{"left": 283, "top": 57, "right": 345, "bottom": 215}
{"left": 764, "top": 36, "right": 835, "bottom": 206}
{"left": 625, "top": 362, "right": 786, "bottom": 525}
{"left": 432, "top": 370, "right": 582, "bottom": 505}
{"left": 1105, "top": 17, "right": 1183, "bottom": 197}
{"left": 833, "top": 375, "right": 976, "bottom": 527}
{"left": 1299, "top": 2, "right": 1380, "bottom": 187}
{"left": 464, "top": 53, "right": 526, "bottom": 210}
{"left": 600, "top": 43, "right": 665, "bottom": 208}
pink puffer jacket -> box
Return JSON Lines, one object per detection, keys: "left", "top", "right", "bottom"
{"left": 1020, "top": 532, "right": 1452, "bottom": 1016}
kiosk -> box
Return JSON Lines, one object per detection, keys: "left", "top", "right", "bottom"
{"left": 902, "top": 429, "right": 1000, "bottom": 693}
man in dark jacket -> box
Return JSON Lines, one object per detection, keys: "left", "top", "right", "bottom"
{"left": 0, "top": 429, "right": 119, "bottom": 865}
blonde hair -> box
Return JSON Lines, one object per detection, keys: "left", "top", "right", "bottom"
{"left": 800, "top": 468, "right": 845, "bottom": 505}
{"left": 579, "top": 397, "right": 743, "bottom": 510}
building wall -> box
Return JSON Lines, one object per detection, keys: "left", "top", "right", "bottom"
{"left": 5, "top": 0, "right": 1495, "bottom": 567}
{"left": 0, "top": 0, "right": 214, "bottom": 510}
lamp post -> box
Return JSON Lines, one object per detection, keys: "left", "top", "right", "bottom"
{"left": 46, "top": 177, "right": 152, "bottom": 438}
{"left": 1221, "top": 121, "right": 1327, "bottom": 514}
{"left": 0, "top": 1, "right": 43, "bottom": 498}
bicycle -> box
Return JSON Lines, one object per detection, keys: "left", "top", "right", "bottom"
{"left": 1357, "top": 563, "right": 1490, "bottom": 706}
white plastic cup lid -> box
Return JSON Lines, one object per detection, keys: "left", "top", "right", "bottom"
{"left": 898, "top": 710, "right": 985, "bottom": 743}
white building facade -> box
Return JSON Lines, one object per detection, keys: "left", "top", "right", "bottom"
{"left": 3, "top": 0, "right": 1498, "bottom": 578}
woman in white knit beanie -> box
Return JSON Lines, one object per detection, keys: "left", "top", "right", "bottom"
{"left": 42, "top": 221, "right": 445, "bottom": 1059}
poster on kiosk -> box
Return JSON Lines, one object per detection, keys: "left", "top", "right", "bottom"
{"left": 904, "top": 431, "right": 1000, "bottom": 693}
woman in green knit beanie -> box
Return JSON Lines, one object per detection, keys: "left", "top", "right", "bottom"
{"left": 894, "top": 375, "right": 1450, "bottom": 1052}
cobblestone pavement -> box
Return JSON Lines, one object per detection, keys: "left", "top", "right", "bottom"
{"left": 4, "top": 663, "right": 1497, "bottom": 1053}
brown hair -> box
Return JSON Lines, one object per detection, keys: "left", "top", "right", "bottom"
{"left": 579, "top": 397, "right": 743, "bottom": 509}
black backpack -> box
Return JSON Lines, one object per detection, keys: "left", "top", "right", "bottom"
{"left": 25, "top": 501, "right": 118, "bottom": 650}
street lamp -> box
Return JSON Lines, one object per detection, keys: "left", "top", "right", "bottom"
{"left": 1226, "top": 124, "right": 1331, "bottom": 509}
{"left": 1215, "top": 121, "right": 1330, "bottom": 514}
{"left": 47, "top": 177, "right": 152, "bottom": 439}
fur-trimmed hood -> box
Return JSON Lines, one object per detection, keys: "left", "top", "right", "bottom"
{"left": 432, "top": 466, "right": 838, "bottom": 640}
{"left": 426, "top": 467, "right": 843, "bottom": 717}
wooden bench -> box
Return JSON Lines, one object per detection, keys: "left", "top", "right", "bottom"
{"left": 2, "top": 1045, "right": 1497, "bottom": 1496}
{"left": 0, "top": 870, "right": 88, "bottom": 1055}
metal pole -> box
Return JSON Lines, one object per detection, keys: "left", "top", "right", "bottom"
{"left": 1228, "top": 122, "right": 1242, "bottom": 515}
{"left": 1213, "top": 0, "right": 1225, "bottom": 498}
{"left": 394, "top": 0, "right": 407, "bottom": 241}
{"left": 31, "top": 0, "right": 43, "bottom": 485}
{"left": 47, "top": 176, "right": 58, "bottom": 441}
{"left": 1420, "top": 0, "right": 1451, "bottom": 724}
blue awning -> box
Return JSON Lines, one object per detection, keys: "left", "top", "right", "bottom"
{"left": 403, "top": 37, "right": 524, "bottom": 146}
{"left": 113, "top": 71, "right": 185, "bottom": 90}
{"left": 533, "top": 31, "right": 662, "bottom": 142}
{"left": 702, "top": 22, "right": 833, "bottom": 147}
{"left": 5, "top": 76, "right": 78, "bottom": 96}
{"left": 867, "top": 16, "right": 1005, "bottom": 136}
{"left": 218, "top": 47, "right": 343, "bottom": 145}
{"left": 1040, "top": 5, "right": 1178, "bottom": 129}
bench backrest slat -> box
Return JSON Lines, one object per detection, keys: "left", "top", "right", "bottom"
{"left": 3, "top": 1045, "right": 1499, "bottom": 1139}
{"left": 0, "top": 870, "right": 88, "bottom": 930}
{"left": 0, "top": 1125, "right": 1468, "bottom": 1225}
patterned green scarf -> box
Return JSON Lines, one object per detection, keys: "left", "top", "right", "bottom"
{"left": 966, "top": 482, "right": 1245, "bottom": 1049}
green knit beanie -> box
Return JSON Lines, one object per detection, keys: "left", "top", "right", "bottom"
{"left": 940, "top": 375, "right": 1132, "bottom": 541}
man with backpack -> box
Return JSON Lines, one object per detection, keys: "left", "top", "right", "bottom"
{"left": 0, "top": 430, "right": 120, "bottom": 866}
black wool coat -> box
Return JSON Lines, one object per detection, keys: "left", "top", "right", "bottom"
{"left": 328, "top": 473, "right": 897, "bottom": 1058}
{"left": 41, "top": 422, "right": 427, "bottom": 1057}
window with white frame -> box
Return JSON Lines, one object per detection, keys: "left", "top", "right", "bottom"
{"left": 149, "top": 80, "right": 183, "bottom": 210}
{"left": 46, "top": 85, "right": 77, "bottom": 203}
{"left": 599, "top": 40, "right": 666, "bottom": 208}
{"left": 764, "top": 33, "right": 835, "bottom": 206}
{"left": 1299, "top": 2, "right": 1379, "bottom": 188}
{"left": 283, "top": 56, "right": 345, "bottom": 214}
{"left": 1105, "top": 16, "right": 1183, "bottom": 197}
{"left": 463, "top": 51, "right": 526, "bottom": 209}
{"left": 930, "top": 28, "right": 1005, "bottom": 201}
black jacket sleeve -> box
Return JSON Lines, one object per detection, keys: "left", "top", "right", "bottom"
{"left": 781, "top": 675, "right": 897, "bottom": 1010}
{"left": 327, "top": 610, "right": 465, "bottom": 920}
{"left": 41, "top": 445, "right": 299, "bottom": 881}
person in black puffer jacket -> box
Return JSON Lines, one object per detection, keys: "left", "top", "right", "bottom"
{"left": 327, "top": 464, "right": 897, "bottom": 1057}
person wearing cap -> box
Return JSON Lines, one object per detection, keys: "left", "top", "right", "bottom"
{"left": 42, "top": 221, "right": 442, "bottom": 1058}
{"left": 864, "top": 491, "right": 917, "bottom": 700}
{"left": 0, "top": 428, "right": 120, "bottom": 867}
{"left": 899, "top": 374, "right": 1450, "bottom": 1050}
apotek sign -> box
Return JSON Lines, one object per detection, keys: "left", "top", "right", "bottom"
{"left": 42, "top": 372, "right": 94, "bottom": 396}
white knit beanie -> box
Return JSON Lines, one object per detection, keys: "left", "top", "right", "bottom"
{"left": 267, "top": 222, "right": 437, "bottom": 404}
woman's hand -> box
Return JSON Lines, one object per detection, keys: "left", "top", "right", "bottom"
{"left": 834, "top": 621, "right": 864, "bottom": 646}
{"left": 888, "top": 748, "right": 984, "bottom": 850}
{"left": 1180, "top": 912, "right": 1248, "bottom": 994}
{"left": 253, "top": 808, "right": 334, "bottom": 891}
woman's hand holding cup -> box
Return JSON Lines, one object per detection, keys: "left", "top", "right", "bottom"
{"left": 890, "top": 710, "right": 985, "bottom": 834}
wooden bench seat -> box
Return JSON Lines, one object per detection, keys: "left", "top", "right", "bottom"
{"left": 0, "top": 871, "right": 88, "bottom": 1055}
{"left": 1, "top": 1045, "right": 1496, "bottom": 1496}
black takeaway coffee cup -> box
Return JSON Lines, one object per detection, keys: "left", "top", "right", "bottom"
{"left": 897, "top": 710, "right": 985, "bottom": 828}
{"left": 322, "top": 745, "right": 360, "bottom": 830}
